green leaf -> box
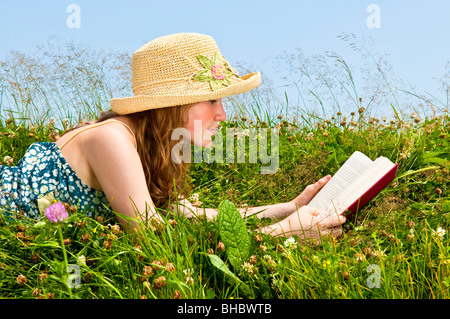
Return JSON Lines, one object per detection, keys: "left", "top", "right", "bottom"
{"left": 211, "top": 52, "right": 222, "bottom": 66}
{"left": 210, "top": 80, "right": 222, "bottom": 91}
{"left": 218, "top": 200, "right": 251, "bottom": 271}
{"left": 197, "top": 54, "right": 214, "bottom": 69}
{"left": 422, "top": 151, "right": 450, "bottom": 167}
{"left": 34, "top": 221, "right": 46, "bottom": 228}
{"left": 193, "top": 69, "right": 212, "bottom": 82}
{"left": 442, "top": 201, "right": 450, "bottom": 213}
{"left": 223, "top": 77, "right": 232, "bottom": 86}
{"left": 395, "top": 166, "right": 440, "bottom": 180}
{"left": 224, "top": 68, "right": 234, "bottom": 77}
{"left": 202, "top": 253, "right": 254, "bottom": 298}
{"left": 204, "top": 253, "right": 241, "bottom": 282}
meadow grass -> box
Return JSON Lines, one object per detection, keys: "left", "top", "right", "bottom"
{"left": 0, "top": 106, "right": 448, "bottom": 299}
{"left": 0, "top": 40, "right": 449, "bottom": 299}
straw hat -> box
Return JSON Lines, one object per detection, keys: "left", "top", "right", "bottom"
{"left": 110, "top": 33, "right": 261, "bottom": 114}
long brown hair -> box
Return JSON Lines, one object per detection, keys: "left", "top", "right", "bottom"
{"left": 61, "top": 105, "right": 193, "bottom": 212}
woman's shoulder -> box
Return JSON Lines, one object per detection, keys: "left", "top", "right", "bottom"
{"left": 57, "top": 116, "right": 137, "bottom": 151}
{"left": 82, "top": 117, "right": 147, "bottom": 197}
{"left": 83, "top": 118, "right": 141, "bottom": 174}
{"left": 84, "top": 117, "right": 137, "bottom": 150}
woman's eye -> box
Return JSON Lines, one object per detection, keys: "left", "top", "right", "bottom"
{"left": 210, "top": 99, "right": 218, "bottom": 103}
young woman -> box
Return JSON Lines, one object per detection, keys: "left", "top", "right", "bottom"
{"left": 0, "top": 33, "right": 346, "bottom": 239}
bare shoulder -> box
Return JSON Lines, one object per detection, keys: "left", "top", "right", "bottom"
{"left": 81, "top": 119, "right": 141, "bottom": 186}
{"left": 83, "top": 119, "right": 148, "bottom": 201}
{"left": 83, "top": 120, "right": 138, "bottom": 160}
{"left": 82, "top": 119, "right": 155, "bottom": 225}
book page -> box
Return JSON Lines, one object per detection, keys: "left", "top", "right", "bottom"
{"left": 334, "top": 157, "right": 395, "bottom": 207}
{"left": 318, "top": 157, "right": 395, "bottom": 219}
{"left": 308, "top": 151, "right": 374, "bottom": 210}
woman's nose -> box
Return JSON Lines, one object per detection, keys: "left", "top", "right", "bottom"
{"left": 215, "top": 100, "right": 227, "bottom": 121}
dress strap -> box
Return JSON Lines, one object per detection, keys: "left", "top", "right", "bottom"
{"left": 59, "top": 120, "right": 137, "bottom": 151}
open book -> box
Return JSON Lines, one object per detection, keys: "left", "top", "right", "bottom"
{"left": 308, "top": 151, "right": 398, "bottom": 219}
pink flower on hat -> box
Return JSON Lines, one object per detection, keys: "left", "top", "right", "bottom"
{"left": 211, "top": 64, "right": 225, "bottom": 80}
{"left": 45, "top": 202, "right": 69, "bottom": 223}
{"left": 193, "top": 53, "right": 233, "bottom": 91}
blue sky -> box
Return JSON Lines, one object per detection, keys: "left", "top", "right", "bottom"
{"left": 0, "top": 0, "right": 449, "bottom": 116}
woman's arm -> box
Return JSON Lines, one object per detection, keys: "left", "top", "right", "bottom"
{"left": 85, "top": 124, "right": 163, "bottom": 233}
{"left": 172, "top": 175, "right": 332, "bottom": 221}
{"left": 238, "top": 202, "right": 296, "bottom": 219}
{"left": 172, "top": 199, "right": 346, "bottom": 240}
{"left": 170, "top": 198, "right": 296, "bottom": 220}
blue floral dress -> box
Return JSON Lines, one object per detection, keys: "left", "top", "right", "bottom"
{"left": 0, "top": 142, "right": 113, "bottom": 220}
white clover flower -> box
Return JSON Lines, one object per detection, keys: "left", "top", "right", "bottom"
{"left": 271, "top": 276, "right": 282, "bottom": 292}
{"left": 242, "top": 261, "right": 257, "bottom": 275}
{"left": 312, "top": 255, "right": 320, "bottom": 264}
{"left": 432, "top": 227, "right": 446, "bottom": 240}
{"left": 407, "top": 228, "right": 415, "bottom": 241}
{"left": 183, "top": 268, "right": 193, "bottom": 275}
{"left": 373, "top": 249, "right": 387, "bottom": 258}
{"left": 284, "top": 237, "right": 298, "bottom": 250}
{"left": 183, "top": 268, "right": 194, "bottom": 284}
{"left": 3, "top": 156, "right": 13, "bottom": 165}
{"left": 77, "top": 255, "right": 86, "bottom": 267}
{"left": 400, "top": 150, "right": 411, "bottom": 159}
{"left": 232, "top": 128, "right": 250, "bottom": 137}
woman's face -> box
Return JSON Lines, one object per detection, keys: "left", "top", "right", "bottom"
{"left": 185, "top": 99, "right": 226, "bottom": 148}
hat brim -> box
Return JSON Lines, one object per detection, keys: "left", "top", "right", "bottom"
{"left": 110, "top": 72, "right": 261, "bottom": 115}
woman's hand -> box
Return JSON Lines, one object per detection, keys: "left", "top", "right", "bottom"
{"left": 290, "top": 175, "right": 331, "bottom": 209}
{"left": 261, "top": 205, "right": 346, "bottom": 242}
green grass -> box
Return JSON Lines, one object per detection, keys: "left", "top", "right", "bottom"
{"left": 0, "top": 107, "right": 448, "bottom": 299}
{"left": 0, "top": 40, "right": 449, "bottom": 299}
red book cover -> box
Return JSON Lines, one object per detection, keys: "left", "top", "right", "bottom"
{"left": 343, "top": 163, "right": 398, "bottom": 217}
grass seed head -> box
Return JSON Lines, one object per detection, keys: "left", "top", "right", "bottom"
{"left": 216, "top": 241, "right": 225, "bottom": 252}
{"left": 16, "top": 274, "right": 27, "bottom": 286}
{"left": 81, "top": 233, "right": 90, "bottom": 243}
{"left": 39, "top": 272, "right": 48, "bottom": 283}
{"left": 173, "top": 290, "right": 182, "bottom": 299}
{"left": 103, "top": 240, "right": 112, "bottom": 250}
{"left": 153, "top": 276, "right": 167, "bottom": 289}
{"left": 165, "top": 262, "right": 176, "bottom": 272}
{"left": 254, "top": 234, "right": 263, "bottom": 243}
{"left": 142, "top": 265, "right": 154, "bottom": 280}
{"left": 342, "top": 271, "right": 350, "bottom": 280}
